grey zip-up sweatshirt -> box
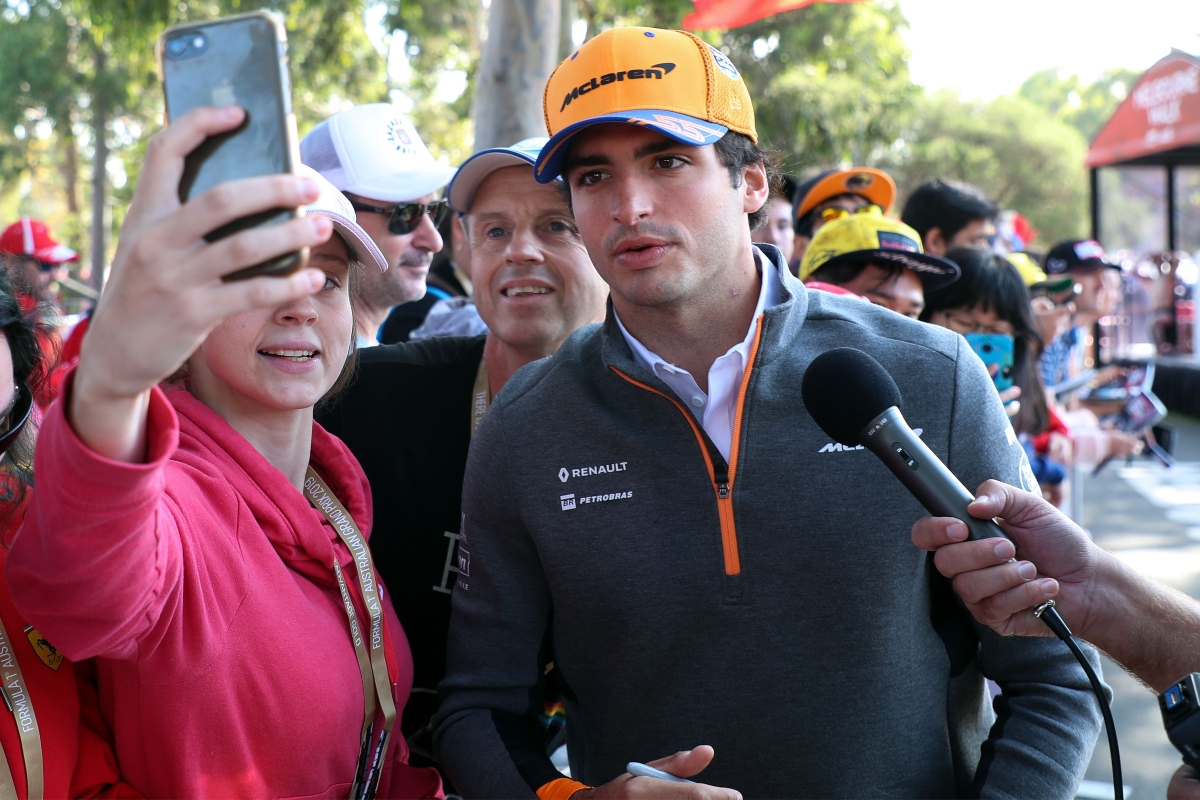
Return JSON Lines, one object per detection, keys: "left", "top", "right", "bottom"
{"left": 434, "top": 247, "right": 1103, "bottom": 799}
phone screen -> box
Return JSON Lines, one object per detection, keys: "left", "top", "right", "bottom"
{"left": 964, "top": 333, "right": 1015, "bottom": 392}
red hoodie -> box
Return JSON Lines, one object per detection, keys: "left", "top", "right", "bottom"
{"left": 7, "top": 378, "right": 442, "bottom": 798}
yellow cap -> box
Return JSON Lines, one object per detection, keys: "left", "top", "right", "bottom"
{"left": 535, "top": 27, "right": 756, "bottom": 183}
{"left": 799, "top": 206, "right": 960, "bottom": 290}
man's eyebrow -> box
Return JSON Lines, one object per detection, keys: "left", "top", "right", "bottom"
{"left": 564, "top": 139, "right": 684, "bottom": 174}
{"left": 563, "top": 152, "right": 612, "bottom": 173}
{"left": 632, "top": 139, "right": 679, "bottom": 160}
{"left": 469, "top": 211, "right": 511, "bottom": 224}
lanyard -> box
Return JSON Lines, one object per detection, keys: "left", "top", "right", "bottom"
{"left": 303, "top": 469, "right": 397, "bottom": 800}
{"left": 0, "top": 617, "right": 40, "bottom": 800}
{"left": 471, "top": 356, "right": 491, "bottom": 439}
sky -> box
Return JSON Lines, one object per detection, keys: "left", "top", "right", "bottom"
{"left": 898, "top": 0, "right": 1200, "bottom": 99}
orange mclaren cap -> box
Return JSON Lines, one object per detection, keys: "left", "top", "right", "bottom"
{"left": 793, "top": 168, "right": 896, "bottom": 220}
{"left": 535, "top": 27, "right": 756, "bottom": 183}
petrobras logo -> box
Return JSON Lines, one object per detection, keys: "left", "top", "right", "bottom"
{"left": 557, "top": 461, "right": 628, "bottom": 483}
{"left": 561, "top": 491, "right": 634, "bottom": 511}
{"left": 708, "top": 45, "right": 739, "bottom": 80}
{"left": 559, "top": 63, "right": 676, "bottom": 112}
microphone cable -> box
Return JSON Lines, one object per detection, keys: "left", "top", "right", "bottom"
{"left": 1034, "top": 600, "right": 1122, "bottom": 800}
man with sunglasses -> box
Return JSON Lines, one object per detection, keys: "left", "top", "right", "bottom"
{"left": 301, "top": 104, "right": 455, "bottom": 347}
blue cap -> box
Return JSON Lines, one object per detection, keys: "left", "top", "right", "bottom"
{"left": 447, "top": 137, "right": 550, "bottom": 213}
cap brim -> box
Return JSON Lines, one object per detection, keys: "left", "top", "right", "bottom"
{"left": 826, "top": 249, "right": 961, "bottom": 291}
{"left": 312, "top": 210, "right": 389, "bottom": 272}
{"left": 534, "top": 110, "right": 728, "bottom": 183}
{"left": 343, "top": 163, "right": 458, "bottom": 203}
{"left": 795, "top": 168, "right": 896, "bottom": 219}
{"left": 448, "top": 149, "right": 539, "bottom": 213}
{"left": 1034, "top": 276, "right": 1075, "bottom": 293}
{"left": 1070, "top": 259, "right": 1120, "bottom": 274}
{"left": 34, "top": 244, "right": 78, "bottom": 264}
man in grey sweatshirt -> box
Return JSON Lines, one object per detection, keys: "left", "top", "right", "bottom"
{"left": 434, "top": 26, "right": 1103, "bottom": 799}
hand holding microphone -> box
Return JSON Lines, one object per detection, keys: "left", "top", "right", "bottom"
{"left": 909, "top": 479, "right": 1103, "bottom": 639}
{"left": 802, "top": 347, "right": 1123, "bottom": 798}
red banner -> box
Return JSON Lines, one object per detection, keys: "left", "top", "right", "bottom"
{"left": 1087, "top": 52, "right": 1200, "bottom": 167}
{"left": 684, "top": 0, "right": 863, "bottom": 31}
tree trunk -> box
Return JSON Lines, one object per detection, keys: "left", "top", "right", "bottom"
{"left": 90, "top": 47, "right": 109, "bottom": 291}
{"left": 558, "top": 0, "right": 576, "bottom": 63}
{"left": 60, "top": 124, "right": 80, "bottom": 214}
{"left": 472, "top": 0, "right": 561, "bottom": 152}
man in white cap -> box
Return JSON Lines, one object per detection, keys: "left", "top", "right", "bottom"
{"left": 301, "top": 104, "right": 456, "bottom": 347}
{"left": 316, "top": 137, "right": 606, "bottom": 782}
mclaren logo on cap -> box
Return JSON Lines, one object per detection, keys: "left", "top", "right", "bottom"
{"left": 560, "top": 63, "right": 676, "bottom": 112}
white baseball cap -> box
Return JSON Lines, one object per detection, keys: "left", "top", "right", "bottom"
{"left": 298, "top": 164, "right": 388, "bottom": 272}
{"left": 300, "top": 103, "right": 456, "bottom": 203}
{"left": 447, "top": 137, "right": 550, "bottom": 213}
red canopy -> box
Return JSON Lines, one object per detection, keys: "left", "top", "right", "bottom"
{"left": 684, "top": 0, "right": 862, "bottom": 31}
{"left": 1087, "top": 51, "right": 1200, "bottom": 168}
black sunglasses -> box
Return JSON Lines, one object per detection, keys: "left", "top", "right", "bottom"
{"left": 0, "top": 383, "right": 32, "bottom": 459}
{"left": 350, "top": 199, "right": 449, "bottom": 236}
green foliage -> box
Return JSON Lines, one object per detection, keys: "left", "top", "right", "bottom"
{"left": 383, "top": 0, "right": 481, "bottom": 163}
{"left": 717, "top": 1, "right": 916, "bottom": 172}
{"left": 1018, "top": 66, "right": 1141, "bottom": 143}
{"left": 880, "top": 91, "right": 1090, "bottom": 246}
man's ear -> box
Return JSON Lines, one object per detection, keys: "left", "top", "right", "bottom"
{"left": 923, "top": 227, "right": 948, "bottom": 257}
{"left": 742, "top": 160, "right": 770, "bottom": 216}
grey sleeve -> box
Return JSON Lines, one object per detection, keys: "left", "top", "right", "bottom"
{"left": 947, "top": 335, "right": 1105, "bottom": 798}
{"left": 432, "top": 403, "right": 559, "bottom": 799}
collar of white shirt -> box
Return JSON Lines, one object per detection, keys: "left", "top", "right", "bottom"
{"left": 613, "top": 250, "right": 783, "bottom": 463}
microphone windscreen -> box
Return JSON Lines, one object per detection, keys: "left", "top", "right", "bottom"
{"left": 801, "top": 347, "right": 903, "bottom": 445}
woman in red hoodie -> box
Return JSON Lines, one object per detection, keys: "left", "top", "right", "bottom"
{"left": 6, "top": 107, "right": 442, "bottom": 798}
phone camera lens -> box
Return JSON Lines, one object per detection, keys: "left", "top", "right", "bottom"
{"left": 168, "top": 38, "right": 186, "bottom": 56}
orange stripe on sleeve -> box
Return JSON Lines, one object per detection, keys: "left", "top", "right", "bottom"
{"left": 537, "top": 776, "right": 591, "bottom": 800}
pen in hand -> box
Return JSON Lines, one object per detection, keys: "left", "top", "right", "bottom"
{"left": 626, "top": 762, "right": 695, "bottom": 784}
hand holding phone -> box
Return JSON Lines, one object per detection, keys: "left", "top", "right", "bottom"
{"left": 70, "top": 106, "right": 329, "bottom": 463}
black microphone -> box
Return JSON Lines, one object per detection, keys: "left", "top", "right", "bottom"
{"left": 800, "top": 347, "right": 1008, "bottom": 542}
{"left": 801, "top": 347, "right": 1123, "bottom": 798}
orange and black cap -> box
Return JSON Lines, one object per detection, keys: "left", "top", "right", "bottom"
{"left": 535, "top": 27, "right": 756, "bottom": 183}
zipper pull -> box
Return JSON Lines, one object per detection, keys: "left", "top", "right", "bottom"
{"left": 717, "top": 483, "right": 730, "bottom": 499}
